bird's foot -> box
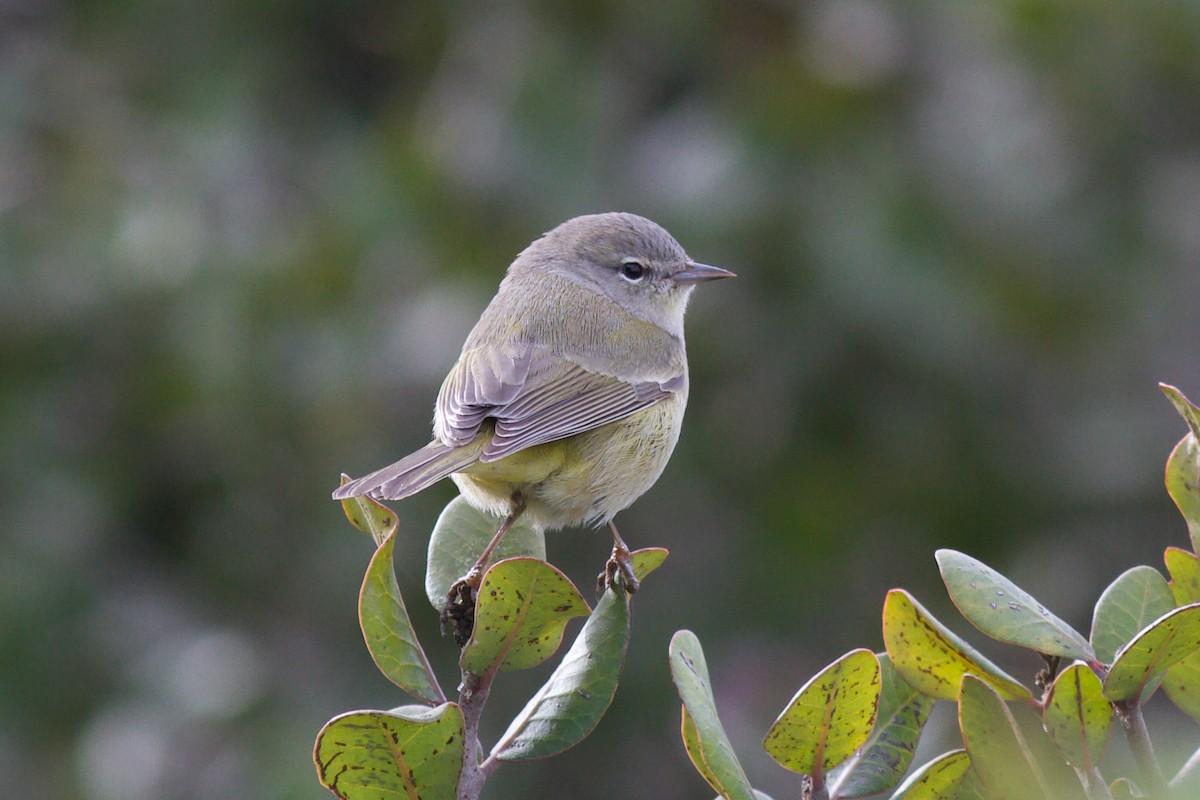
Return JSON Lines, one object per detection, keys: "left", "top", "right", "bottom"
{"left": 597, "top": 542, "right": 640, "bottom": 596}
{"left": 441, "top": 570, "right": 483, "bottom": 647}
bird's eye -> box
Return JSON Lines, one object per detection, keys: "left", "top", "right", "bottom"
{"left": 619, "top": 261, "right": 646, "bottom": 282}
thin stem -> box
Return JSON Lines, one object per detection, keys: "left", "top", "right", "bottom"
{"left": 1117, "top": 700, "right": 1167, "bottom": 799}
{"left": 1075, "top": 764, "right": 1115, "bottom": 800}
{"left": 456, "top": 669, "right": 496, "bottom": 800}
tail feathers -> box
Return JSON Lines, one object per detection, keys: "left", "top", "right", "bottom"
{"left": 332, "top": 440, "right": 482, "bottom": 501}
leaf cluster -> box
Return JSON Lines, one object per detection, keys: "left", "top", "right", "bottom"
{"left": 314, "top": 494, "right": 667, "bottom": 799}
{"left": 671, "top": 384, "right": 1200, "bottom": 800}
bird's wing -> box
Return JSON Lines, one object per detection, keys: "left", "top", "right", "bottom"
{"left": 436, "top": 342, "right": 684, "bottom": 462}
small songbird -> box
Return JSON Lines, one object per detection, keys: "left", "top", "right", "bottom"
{"left": 334, "top": 212, "right": 733, "bottom": 617}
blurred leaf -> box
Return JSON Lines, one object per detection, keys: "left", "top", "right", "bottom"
{"left": 1104, "top": 603, "right": 1200, "bottom": 702}
{"left": 1109, "top": 777, "right": 1146, "bottom": 799}
{"left": 959, "top": 676, "right": 1083, "bottom": 800}
{"left": 885, "top": 749, "right": 970, "bottom": 800}
{"left": 1164, "top": 432, "right": 1200, "bottom": 554}
{"left": 1161, "top": 383, "right": 1200, "bottom": 440}
{"left": 1090, "top": 566, "right": 1174, "bottom": 664}
{"left": 669, "top": 630, "right": 758, "bottom": 800}
{"left": 339, "top": 476, "right": 400, "bottom": 547}
{"left": 762, "top": 649, "right": 880, "bottom": 776}
{"left": 492, "top": 581, "right": 632, "bottom": 762}
{"left": 1162, "top": 650, "right": 1200, "bottom": 725}
{"left": 936, "top": 549, "right": 1094, "bottom": 661}
{"left": 314, "top": 703, "right": 464, "bottom": 800}
{"left": 359, "top": 528, "right": 444, "bottom": 704}
{"left": 425, "top": 496, "right": 545, "bottom": 610}
{"left": 883, "top": 589, "right": 1030, "bottom": 701}
{"left": 1169, "top": 746, "right": 1200, "bottom": 796}
{"left": 828, "top": 653, "right": 934, "bottom": 799}
{"left": 1161, "top": 384, "right": 1200, "bottom": 553}
{"left": 952, "top": 770, "right": 988, "bottom": 800}
{"left": 1042, "top": 662, "right": 1111, "bottom": 770}
{"left": 460, "top": 557, "right": 589, "bottom": 674}
{"left": 1165, "top": 547, "right": 1200, "bottom": 605}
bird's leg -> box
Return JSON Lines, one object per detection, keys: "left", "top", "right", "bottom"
{"left": 442, "top": 495, "right": 527, "bottom": 646}
{"left": 598, "top": 520, "right": 640, "bottom": 595}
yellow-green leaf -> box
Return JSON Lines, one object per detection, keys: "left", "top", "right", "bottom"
{"left": 460, "top": 557, "right": 589, "bottom": 674}
{"left": 883, "top": 590, "right": 1030, "bottom": 701}
{"left": 670, "top": 630, "right": 758, "bottom": 800}
{"left": 762, "top": 649, "right": 881, "bottom": 776}
{"left": 1161, "top": 649, "right": 1200, "bottom": 725}
{"left": 631, "top": 547, "right": 669, "bottom": 582}
{"left": 885, "top": 749, "right": 970, "bottom": 800}
{"left": 828, "top": 653, "right": 934, "bottom": 799}
{"left": 338, "top": 477, "right": 399, "bottom": 547}
{"left": 359, "top": 528, "right": 443, "bottom": 704}
{"left": 1042, "top": 662, "right": 1112, "bottom": 770}
{"left": 1104, "top": 603, "right": 1200, "bottom": 702}
{"left": 1165, "top": 547, "right": 1200, "bottom": 605}
{"left": 314, "top": 703, "right": 464, "bottom": 800}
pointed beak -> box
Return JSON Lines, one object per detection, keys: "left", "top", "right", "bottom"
{"left": 673, "top": 261, "right": 737, "bottom": 285}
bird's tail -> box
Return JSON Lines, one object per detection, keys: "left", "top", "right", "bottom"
{"left": 332, "top": 439, "right": 483, "bottom": 501}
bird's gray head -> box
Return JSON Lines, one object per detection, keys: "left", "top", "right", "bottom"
{"left": 514, "top": 212, "right": 734, "bottom": 335}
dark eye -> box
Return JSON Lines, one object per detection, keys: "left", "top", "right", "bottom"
{"left": 620, "top": 261, "right": 646, "bottom": 281}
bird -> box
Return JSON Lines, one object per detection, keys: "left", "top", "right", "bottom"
{"left": 334, "top": 212, "right": 733, "bottom": 625}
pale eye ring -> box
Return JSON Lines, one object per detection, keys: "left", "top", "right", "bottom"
{"left": 620, "top": 261, "right": 646, "bottom": 281}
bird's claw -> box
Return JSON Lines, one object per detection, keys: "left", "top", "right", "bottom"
{"left": 597, "top": 544, "right": 640, "bottom": 597}
{"left": 441, "top": 572, "right": 482, "bottom": 647}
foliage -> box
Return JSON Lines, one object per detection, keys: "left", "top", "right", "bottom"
{"left": 315, "top": 482, "right": 667, "bottom": 799}
{"left": 670, "top": 385, "right": 1200, "bottom": 800}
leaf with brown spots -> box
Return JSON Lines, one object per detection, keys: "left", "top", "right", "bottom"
{"left": 762, "top": 649, "right": 881, "bottom": 777}
{"left": 883, "top": 590, "right": 1030, "bottom": 702}
{"left": 460, "top": 557, "right": 589, "bottom": 674}
{"left": 314, "top": 703, "right": 464, "bottom": 800}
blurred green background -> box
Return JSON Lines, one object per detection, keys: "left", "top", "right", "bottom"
{"left": 3, "top": 1, "right": 1199, "bottom": 798}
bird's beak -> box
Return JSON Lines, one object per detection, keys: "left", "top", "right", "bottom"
{"left": 673, "top": 261, "right": 737, "bottom": 284}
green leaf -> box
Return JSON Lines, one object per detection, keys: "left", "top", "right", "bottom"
{"left": 936, "top": 550, "right": 1094, "bottom": 661}
{"left": 1042, "top": 662, "right": 1112, "bottom": 770}
{"left": 883, "top": 590, "right": 1030, "bottom": 701}
{"left": 1165, "top": 547, "right": 1200, "bottom": 605}
{"left": 1162, "top": 649, "right": 1200, "bottom": 725}
{"left": 1090, "top": 566, "right": 1174, "bottom": 664}
{"left": 492, "top": 584, "right": 630, "bottom": 761}
{"left": 1104, "top": 603, "right": 1200, "bottom": 702}
{"left": 885, "top": 749, "right": 970, "bottom": 800}
{"left": 828, "top": 653, "right": 935, "bottom": 799}
{"left": 958, "top": 676, "right": 1082, "bottom": 800}
{"left": 425, "top": 496, "right": 544, "bottom": 610}
{"left": 460, "top": 557, "right": 589, "bottom": 674}
{"left": 314, "top": 703, "right": 464, "bottom": 800}
{"left": 338, "top": 478, "right": 399, "bottom": 547}
{"left": 669, "top": 630, "right": 758, "bottom": 800}
{"left": 359, "top": 528, "right": 444, "bottom": 704}
{"left": 762, "top": 649, "right": 881, "bottom": 776}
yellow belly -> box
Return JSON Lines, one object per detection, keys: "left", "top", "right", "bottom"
{"left": 451, "top": 395, "right": 686, "bottom": 530}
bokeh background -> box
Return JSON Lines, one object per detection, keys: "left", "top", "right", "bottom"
{"left": 3, "top": 1, "right": 1199, "bottom": 798}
